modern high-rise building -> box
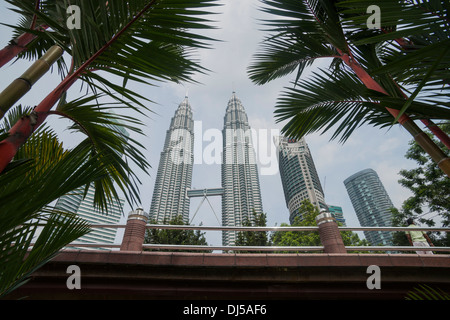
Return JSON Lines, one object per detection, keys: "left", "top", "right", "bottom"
{"left": 344, "top": 168, "right": 394, "bottom": 246}
{"left": 54, "top": 118, "right": 129, "bottom": 249}
{"left": 54, "top": 185, "right": 125, "bottom": 249}
{"left": 149, "top": 97, "right": 194, "bottom": 224}
{"left": 277, "top": 136, "right": 327, "bottom": 224}
{"left": 221, "top": 92, "right": 263, "bottom": 246}
{"left": 328, "top": 205, "right": 346, "bottom": 226}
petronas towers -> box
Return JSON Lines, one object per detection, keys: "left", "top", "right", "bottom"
{"left": 149, "top": 92, "right": 263, "bottom": 246}
{"left": 149, "top": 97, "right": 194, "bottom": 224}
{"left": 221, "top": 93, "right": 263, "bottom": 245}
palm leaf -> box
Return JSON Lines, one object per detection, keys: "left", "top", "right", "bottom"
{"left": 275, "top": 69, "right": 394, "bottom": 142}
{"left": 338, "top": 0, "right": 449, "bottom": 45}
{"left": 4, "top": 0, "right": 220, "bottom": 83}
{"left": 249, "top": 0, "right": 345, "bottom": 85}
{"left": 249, "top": 0, "right": 450, "bottom": 146}
{"left": 0, "top": 0, "right": 220, "bottom": 174}
{"left": 0, "top": 208, "right": 90, "bottom": 298}
{"left": 337, "top": 0, "right": 450, "bottom": 113}
{"left": 50, "top": 94, "right": 149, "bottom": 212}
{"left": 0, "top": 117, "right": 128, "bottom": 297}
{"left": 405, "top": 284, "right": 450, "bottom": 300}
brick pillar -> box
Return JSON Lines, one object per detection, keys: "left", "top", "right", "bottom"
{"left": 120, "top": 207, "right": 149, "bottom": 251}
{"left": 315, "top": 210, "right": 347, "bottom": 254}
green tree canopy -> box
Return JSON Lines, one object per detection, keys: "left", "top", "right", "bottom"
{"left": 235, "top": 211, "right": 271, "bottom": 253}
{"left": 271, "top": 200, "right": 369, "bottom": 253}
{"left": 145, "top": 215, "right": 211, "bottom": 253}
{"left": 392, "top": 124, "right": 450, "bottom": 248}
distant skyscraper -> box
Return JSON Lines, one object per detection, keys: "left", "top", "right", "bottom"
{"left": 277, "top": 136, "right": 327, "bottom": 224}
{"left": 149, "top": 97, "right": 194, "bottom": 224}
{"left": 54, "top": 118, "right": 128, "bottom": 249}
{"left": 344, "top": 168, "right": 394, "bottom": 246}
{"left": 328, "top": 205, "right": 346, "bottom": 226}
{"left": 54, "top": 185, "right": 124, "bottom": 248}
{"left": 221, "top": 92, "right": 263, "bottom": 246}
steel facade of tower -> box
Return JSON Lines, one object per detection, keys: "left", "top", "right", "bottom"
{"left": 344, "top": 168, "right": 394, "bottom": 246}
{"left": 54, "top": 185, "right": 124, "bottom": 249}
{"left": 149, "top": 97, "right": 194, "bottom": 224}
{"left": 221, "top": 92, "right": 263, "bottom": 246}
{"left": 53, "top": 118, "right": 128, "bottom": 249}
{"left": 277, "top": 137, "right": 327, "bottom": 224}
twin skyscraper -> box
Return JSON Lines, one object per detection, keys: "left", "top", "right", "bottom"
{"left": 149, "top": 92, "right": 263, "bottom": 246}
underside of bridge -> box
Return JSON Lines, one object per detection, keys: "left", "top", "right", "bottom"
{"left": 5, "top": 250, "right": 450, "bottom": 300}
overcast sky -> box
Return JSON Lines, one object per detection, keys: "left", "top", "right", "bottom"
{"left": 0, "top": 1, "right": 426, "bottom": 246}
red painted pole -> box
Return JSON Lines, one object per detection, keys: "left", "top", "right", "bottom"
{"left": 339, "top": 52, "right": 450, "bottom": 177}
{"left": 0, "top": 25, "right": 49, "bottom": 69}
{"left": 0, "top": 1, "right": 157, "bottom": 173}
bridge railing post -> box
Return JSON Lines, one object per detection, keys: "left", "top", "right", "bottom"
{"left": 315, "top": 210, "right": 347, "bottom": 254}
{"left": 120, "top": 207, "right": 149, "bottom": 251}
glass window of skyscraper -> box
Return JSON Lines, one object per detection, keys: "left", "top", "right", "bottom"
{"left": 344, "top": 168, "right": 394, "bottom": 246}
{"left": 221, "top": 92, "right": 263, "bottom": 245}
{"left": 149, "top": 97, "right": 194, "bottom": 224}
{"left": 277, "top": 136, "right": 327, "bottom": 224}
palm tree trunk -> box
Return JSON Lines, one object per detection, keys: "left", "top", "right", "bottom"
{"left": 382, "top": 31, "right": 450, "bottom": 149}
{"left": 421, "top": 119, "right": 450, "bottom": 149}
{"left": 0, "top": 45, "right": 63, "bottom": 120}
{"left": 0, "top": 25, "right": 49, "bottom": 69}
{"left": 0, "top": 0, "right": 157, "bottom": 174}
{"left": 339, "top": 52, "right": 450, "bottom": 177}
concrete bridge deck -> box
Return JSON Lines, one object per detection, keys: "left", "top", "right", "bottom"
{"left": 6, "top": 250, "right": 450, "bottom": 300}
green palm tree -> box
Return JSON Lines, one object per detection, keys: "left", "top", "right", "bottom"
{"left": 0, "top": 0, "right": 219, "bottom": 172}
{"left": 0, "top": 107, "right": 104, "bottom": 297}
{"left": 0, "top": 0, "right": 219, "bottom": 297}
{"left": 248, "top": 0, "right": 450, "bottom": 176}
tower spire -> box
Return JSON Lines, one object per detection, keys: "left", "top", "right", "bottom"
{"left": 221, "top": 92, "right": 263, "bottom": 246}
{"left": 149, "top": 97, "right": 194, "bottom": 224}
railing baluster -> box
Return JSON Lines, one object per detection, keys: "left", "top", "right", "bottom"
{"left": 26, "top": 209, "right": 450, "bottom": 253}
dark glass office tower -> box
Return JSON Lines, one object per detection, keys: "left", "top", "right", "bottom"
{"left": 344, "top": 168, "right": 394, "bottom": 246}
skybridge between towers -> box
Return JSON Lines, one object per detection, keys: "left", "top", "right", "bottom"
{"left": 186, "top": 188, "right": 224, "bottom": 225}
{"left": 187, "top": 188, "right": 224, "bottom": 198}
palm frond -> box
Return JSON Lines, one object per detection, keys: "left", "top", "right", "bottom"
{"left": 0, "top": 116, "right": 131, "bottom": 297}
{"left": 338, "top": 0, "right": 450, "bottom": 45}
{"left": 405, "top": 284, "right": 450, "bottom": 300}
{"left": 249, "top": 0, "right": 450, "bottom": 145}
{"left": 0, "top": 207, "right": 90, "bottom": 298}
{"left": 337, "top": 0, "right": 450, "bottom": 112}
{"left": 249, "top": 0, "right": 345, "bottom": 85}
{"left": 47, "top": 94, "right": 149, "bottom": 212}
{"left": 275, "top": 69, "right": 394, "bottom": 142}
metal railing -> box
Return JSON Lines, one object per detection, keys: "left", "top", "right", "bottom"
{"left": 64, "top": 224, "right": 450, "bottom": 253}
